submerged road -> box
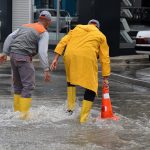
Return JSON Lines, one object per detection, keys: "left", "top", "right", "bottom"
{"left": 0, "top": 61, "right": 150, "bottom": 150}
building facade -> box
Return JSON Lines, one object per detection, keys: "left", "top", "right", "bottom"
{"left": 78, "top": 0, "right": 120, "bottom": 56}
{"left": 0, "top": 0, "right": 150, "bottom": 56}
{"left": 35, "top": 0, "right": 77, "bottom": 16}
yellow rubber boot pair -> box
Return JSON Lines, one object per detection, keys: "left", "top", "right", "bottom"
{"left": 80, "top": 100, "right": 93, "bottom": 123}
{"left": 67, "top": 86, "right": 76, "bottom": 113}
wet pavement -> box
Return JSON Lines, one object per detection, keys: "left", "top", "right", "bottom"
{"left": 0, "top": 54, "right": 150, "bottom": 150}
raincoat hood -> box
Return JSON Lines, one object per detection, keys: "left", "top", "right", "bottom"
{"left": 77, "top": 24, "right": 99, "bottom": 32}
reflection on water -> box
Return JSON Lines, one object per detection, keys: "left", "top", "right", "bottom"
{"left": 0, "top": 98, "right": 149, "bottom": 150}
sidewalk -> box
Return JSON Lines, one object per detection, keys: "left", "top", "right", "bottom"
{"left": 109, "top": 54, "right": 150, "bottom": 88}
{"left": 1, "top": 52, "right": 150, "bottom": 88}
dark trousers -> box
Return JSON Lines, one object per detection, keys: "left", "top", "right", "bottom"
{"left": 67, "top": 82, "right": 96, "bottom": 102}
{"left": 10, "top": 53, "right": 35, "bottom": 98}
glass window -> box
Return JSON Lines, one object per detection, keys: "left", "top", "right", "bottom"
{"left": 34, "top": 0, "right": 78, "bottom": 42}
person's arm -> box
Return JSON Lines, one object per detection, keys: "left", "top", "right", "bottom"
{"left": 50, "top": 30, "right": 72, "bottom": 71}
{"left": 3, "top": 29, "right": 19, "bottom": 55}
{"left": 38, "top": 31, "right": 50, "bottom": 81}
{"left": 50, "top": 53, "right": 60, "bottom": 71}
{"left": 0, "top": 29, "right": 19, "bottom": 64}
{"left": 54, "top": 30, "right": 72, "bottom": 55}
{"left": 38, "top": 31, "right": 49, "bottom": 71}
{"left": 99, "top": 33, "right": 111, "bottom": 87}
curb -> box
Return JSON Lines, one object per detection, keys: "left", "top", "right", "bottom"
{"left": 1, "top": 54, "right": 150, "bottom": 88}
{"left": 110, "top": 55, "right": 150, "bottom": 65}
{"left": 110, "top": 72, "right": 150, "bottom": 88}
{"left": 98, "top": 70, "right": 150, "bottom": 89}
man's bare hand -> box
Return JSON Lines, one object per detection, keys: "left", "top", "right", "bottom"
{"left": 102, "top": 77, "right": 109, "bottom": 88}
{"left": 50, "top": 59, "right": 58, "bottom": 71}
{"left": 44, "top": 71, "right": 51, "bottom": 81}
{"left": 0, "top": 54, "right": 7, "bottom": 64}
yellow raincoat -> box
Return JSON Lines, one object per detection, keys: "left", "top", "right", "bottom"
{"left": 55, "top": 24, "right": 110, "bottom": 94}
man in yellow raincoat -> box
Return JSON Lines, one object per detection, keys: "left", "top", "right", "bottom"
{"left": 50, "top": 19, "right": 110, "bottom": 123}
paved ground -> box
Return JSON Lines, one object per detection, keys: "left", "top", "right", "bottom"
{"left": 0, "top": 53, "right": 150, "bottom": 150}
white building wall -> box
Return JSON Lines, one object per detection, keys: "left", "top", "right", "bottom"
{"left": 12, "top": 0, "right": 34, "bottom": 31}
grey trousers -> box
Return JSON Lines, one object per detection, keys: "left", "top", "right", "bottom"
{"left": 10, "top": 53, "right": 35, "bottom": 98}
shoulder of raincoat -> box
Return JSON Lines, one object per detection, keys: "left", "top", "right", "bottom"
{"left": 54, "top": 30, "right": 73, "bottom": 55}
{"left": 98, "top": 29, "right": 111, "bottom": 77}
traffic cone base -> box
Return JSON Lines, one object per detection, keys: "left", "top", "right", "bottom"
{"left": 99, "top": 113, "right": 119, "bottom": 121}
{"left": 111, "top": 115, "right": 119, "bottom": 121}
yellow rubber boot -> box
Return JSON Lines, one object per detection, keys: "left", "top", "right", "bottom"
{"left": 14, "top": 94, "right": 21, "bottom": 112}
{"left": 80, "top": 100, "right": 93, "bottom": 123}
{"left": 20, "top": 97, "right": 32, "bottom": 120}
{"left": 67, "top": 86, "right": 76, "bottom": 111}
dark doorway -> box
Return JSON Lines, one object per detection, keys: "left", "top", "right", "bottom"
{"left": 0, "top": 0, "right": 12, "bottom": 43}
{"left": 78, "top": 0, "right": 120, "bottom": 56}
{"left": 142, "top": 0, "right": 150, "bottom": 7}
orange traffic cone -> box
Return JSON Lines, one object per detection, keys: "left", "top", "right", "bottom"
{"left": 100, "top": 86, "right": 119, "bottom": 120}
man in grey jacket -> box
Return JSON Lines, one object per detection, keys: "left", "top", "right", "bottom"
{"left": 0, "top": 11, "right": 51, "bottom": 119}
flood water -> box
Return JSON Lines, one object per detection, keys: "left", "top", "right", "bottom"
{"left": 0, "top": 62, "right": 150, "bottom": 150}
